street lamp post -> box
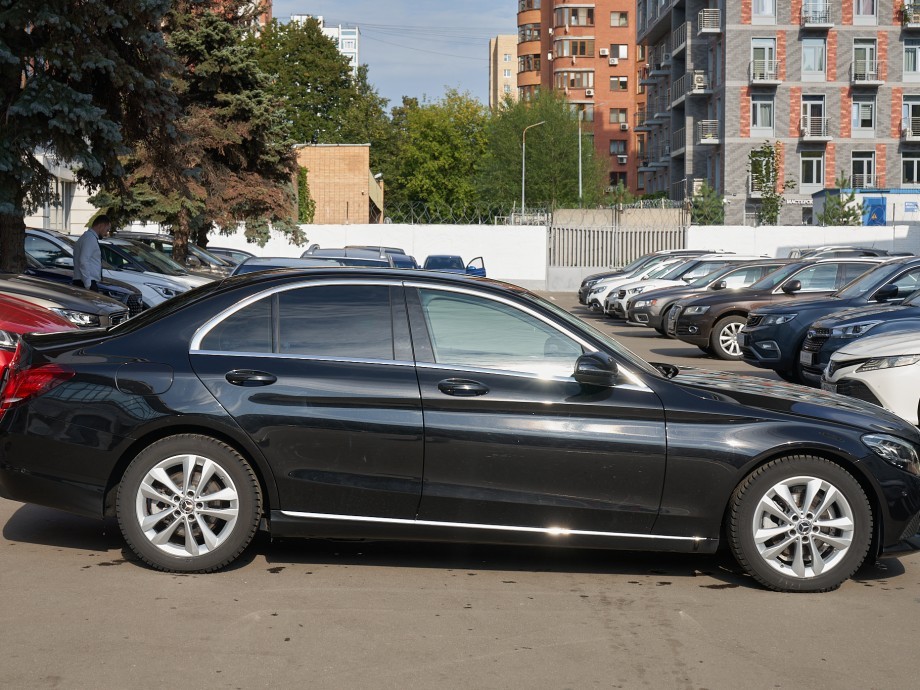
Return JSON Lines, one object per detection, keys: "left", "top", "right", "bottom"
{"left": 521, "top": 120, "right": 546, "bottom": 219}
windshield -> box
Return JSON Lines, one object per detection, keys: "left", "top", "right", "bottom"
{"left": 118, "top": 241, "right": 188, "bottom": 275}
{"left": 644, "top": 260, "right": 684, "bottom": 279}
{"left": 834, "top": 262, "right": 899, "bottom": 298}
{"left": 688, "top": 265, "right": 736, "bottom": 288}
{"left": 658, "top": 259, "right": 698, "bottom": 281}
{"left": 425, "top": 256, "right": 464, "bottom": 270}
{"left": 748, "top": 262, "right": 806, "bottom": 290}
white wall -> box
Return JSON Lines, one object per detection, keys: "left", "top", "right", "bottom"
{"left": 208, "top": 223, "right": 550, "bottom": 290}
{"left": 686, "top": 225, "right": 920, "bottom": 258}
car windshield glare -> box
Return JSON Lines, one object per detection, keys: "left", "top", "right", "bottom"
{"left": 658, "top": 260, "right": 697, "bottom": 281}
{"left": 748, "top": 263, "right": 804, "bottom": 290}
{"left": 689, "top": 266, "right": 734, "bottom": 288}
{"left": 120, "top": 242, "right": 187, "bottom": 275}
{"left": 834, "top": 263, "right": 900, "bottom": 299}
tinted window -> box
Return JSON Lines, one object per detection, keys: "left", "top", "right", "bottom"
{"left": 417, "top": 289, "right": 583, "bottom": 377}
{"left": 838, "top": 262, "right": 877, "bottom": 287}
{"left": 25, "top": 236, "right": 71, "bottom": 268}
{"left": 425, "top": 257, "right": 464, "bottom": 270}
{"left": 879, "top": 267, "right": 920, "bottom": 299}
{"left": 835, "top": 262, "right": 899, "bottom": 298}
{"left": 201, "top": 297, "right": 272, "bottom": 352}
{"left": 279, "top": 285, "right": 393, "bottom": 360}
{"left": 679, "top": 260, "right": 731, "bottom": 281}
{"left": 722, "top": 265, "right": 775, "bottom": 288}
{"left": 788, "top": 263, "right": 840, "bottom": 291}
{"left": 99, "top": 245, "right": 133, "bottom": 270}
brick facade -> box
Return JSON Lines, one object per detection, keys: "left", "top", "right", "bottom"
{"left": 740, "top": 86, "right": 751, "bottom": 137}
{"left": 892, "top": 88, "right": 904, "bottom": 137}
{"left": 789, "top": 87, "right": 802, "bottom": 136}
{"left": 741, "top": 0, "right": 751, "bottom": 24}
{"left": 825, "top": 144, "right": 836, "bottom": 188}
{"left": 791, "top": 0, "right": 802, "bottom": 25}
{"left": 777, "top": 32, "right": 787, "bottom": 81}
{"left": 295, "top": 145, "right": 382, "bottom": 225}
{"left": 827, "top": 31, "right": 837, "bottom": 81}
{"left": 842, "top": 0, "right": 853, "bottom": 24}
{"left": 840, "top": 88, "right": 852, "bottom": 138}
{"left": 878, "top": 32, "right": 888, "bottom": 81}
{"left": 876, "top": 144, "right": 887, "bottom": 188}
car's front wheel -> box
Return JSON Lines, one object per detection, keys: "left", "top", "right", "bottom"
{"left": 728, "top": 456, "right": 872, "bottom": 592}
{"left": 710, "top": 316, "right": 746, "bottom": 360}
{"left": 117, "top": 434, "right": 262, "bottom": 573}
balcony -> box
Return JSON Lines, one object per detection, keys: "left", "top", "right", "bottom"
{"left": 903, "top": 117, "right": 920, "bottom": 140}
{"left": 902, "top": 4, "right": 920, "bottom": 28}
{"left": 671, "top": 23, "right": 689, "bottom": 58}
{"left": 850, "top": 60, "right": 883, "bottom": 85}
{"left": 800, "top": 116, "right": 831, "bottom": 141}
{"left": 749, "top": 60, "right": 781, "bottom": 84}
{"left": 671, "top": 128, "right": 686, "bottom": 157}
{"left": 801, "top": 2, "right": 833, "bottom": 28}
{"left": 748, "top": 174, "right": 767, "bottom": 198}
{"left": 639, "top": 65, "right": 658, "bottom": 86}
{"left": 852, "top": 174, "right": 876, "bottom": 189}
{"left": 698, "top": 9, "right": 721, "bottom": 35}
{"left": 634, "top": 108, "right": 652, "bottom": 131}
{"left": 697, "top": 120, "right": 720, "bottom": 145}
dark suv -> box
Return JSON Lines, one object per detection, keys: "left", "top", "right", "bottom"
{"left": 741, "top": 257, "right": 920, "bottom": 384}
{"left": 668, "top": 258, "right": 884, "bottom": 361}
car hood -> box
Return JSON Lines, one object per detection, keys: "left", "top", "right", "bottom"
{"left": 628, "top": 278, "right": 686, "bottom": 293}
{"left": 670, "top": 367, "right": 920, "bottom": 439}
{"left": 751, "top": 295, "right": 848, "bottom": 314}
{"left": 836, "top": 331, "right": 920, "bottom": 358}
{"left": 0, "top": 273, "right": 126, "bottom": 314}
{"left": 0, "top": 296, "right": 75, "bottom": 333}
{"left": 813, "top": 303, "right": 917, "bottom": 328}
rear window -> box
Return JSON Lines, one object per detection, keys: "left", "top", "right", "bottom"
{"left": 425, "top": 257, "right": 464, "bottom": 270}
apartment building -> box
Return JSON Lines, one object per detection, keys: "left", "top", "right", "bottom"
{"left": 490, "top": 35, "right": 521, "bottom": 108}
{"left": 638, "top": 0, "right": 920, "bottom": 224}
{"left": 517, "top": 0, "right": 645, "bottom": 194}
{"left": 291, "top": 15, "right": 360, "bottom": 76}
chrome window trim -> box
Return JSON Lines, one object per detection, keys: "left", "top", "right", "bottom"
{"left": 280, "top": 511, "right": 704, "bottom": 543}
{"left": 191, "top": 350, "right": 415, "bottom": 368}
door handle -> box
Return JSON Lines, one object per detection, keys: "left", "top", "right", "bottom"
{"left": 437, "top": 378, "right": 489, "bottom": 397}
{"left": 225, "top": 369, "right": 277, "bottom": 387}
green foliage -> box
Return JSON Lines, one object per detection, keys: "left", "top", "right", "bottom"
{"left": 297, "top": 167, "right": 316, "bottom": 224}
{"left": 96, "top": 0, "right": 301, "bottom": 257}
{"left": 608, "top": 182, "right": 635, "bottom": 205}
{"left": 690, "top": 182, "right": 725, "bottom": 225}
{"left": 817, "top": 174, "right": 865, "bottom": 226}
{"left": 748, "top": 141, "right": 793, "bottom": 226}
{"left": 477, "top": 92, "right": 606, "bottom": 210}
{"left": 0, "top": 0, "right": 178, "bottom": 271}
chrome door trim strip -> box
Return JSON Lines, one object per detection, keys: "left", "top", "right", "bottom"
{"left": 279, "top": 511, "right": 703, "bottom": 543}
{"left": 190, "top": 350, "right": 416, "bottom": 367}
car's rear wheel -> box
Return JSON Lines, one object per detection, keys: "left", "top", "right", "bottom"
{"left": 655, "top": 325, "right": 673, "bottom": 339}
{"left": 728, "top": 456, "right": 872, "bottom": 592}
{"left": 710, "top": 316, "right": 746, "bottom": 360}
{"left": 776, "top": 369, "right": 801, "bottom": 384}
{"left": 117, "top": 434, "right": 262, "bottom": 573}
{"left": 697, "top": 345, "right": 714, "bottom": 355}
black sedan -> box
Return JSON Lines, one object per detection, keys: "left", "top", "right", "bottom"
{"left": 2, "top": 269, "right": 920, "bottom": 592}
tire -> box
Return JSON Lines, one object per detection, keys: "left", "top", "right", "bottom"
{"left": 728, "top": 456, "right": 872, "bottom": 592}
{"left": 698, "top": 345, "right": 714, "bottom": 355}
{"left": 656, "top": 326, "right": 673, "bottom": 339}
{"left": 116, "top": 434, "right": 263, "bottom": 573}
{"left": 710, "top": 315, "right": 747, "bottom": 360}
{"left": 776, "top": 369, "right": 801, "bottom": 384}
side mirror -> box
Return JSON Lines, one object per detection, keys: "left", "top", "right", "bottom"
{"left": 573, "top": 352, "right": 619, "bottom": 387}
{"left": 650, "top": 362, "right": 679, "bottom": 379}
{"left": 781, "top": 279, "right": 802, "bottom": 294}
{"left": 711, "top": 280, "right": 728, "bottom": 291}
{"left": 873, "top": 283, "right": 899, "bottom": 302}
{"left": 53, "top": 257, "right": 74, "bottom": 269}
{"left": 185, "top": 255, "right": 202, "bottom": 268}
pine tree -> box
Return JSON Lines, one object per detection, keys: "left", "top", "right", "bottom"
{"left": 690, "top": 182, "right": 725, "bottom": 225}
{"left": 816, "top": 174, "right": 865, "bottom": 226}
{"left": 0, "top": 0, "right": 177, "bottom": 272}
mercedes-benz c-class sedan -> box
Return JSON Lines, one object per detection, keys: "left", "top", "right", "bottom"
{"left": 2, "top": 269, "right": 920, "bottom": 593}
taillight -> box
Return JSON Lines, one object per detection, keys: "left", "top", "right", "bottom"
{"left": 0, "top": 344, "right": 74, "bottom": 419}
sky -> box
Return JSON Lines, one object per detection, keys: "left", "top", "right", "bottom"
{"left": 272, "top": 1, "right": 517, "bottom": 107}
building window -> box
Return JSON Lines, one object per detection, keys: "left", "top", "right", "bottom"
{"left": 904, "top": 96, "right": 920, "bottom": 135}
{"left": 609, "top": 44, "right": 629, "bottom": 59}
{"left": 503, "top": 69, "right": 511, "bottom": 77}
{"left": 503, "top": 84, "right": 512, "bottom": 94}
{"left": 751, "top": 95, "right": 774, "bottom": 134}
{"left": 853, "top": 39, "right": 878, "bottom": 79}
{"left": 800, "top": 152, "right": 825, "bottom": 193}
{"left": 903, "top": 156, "right": 920, "bottom": 186}
{"left": 751, "top": 38, "right": 777, "bottom": 79}
{"left": 610, "top": 140, "right": 627, "bottom": 155}
{"left": 905, "top": 40, "right": 920, "bottom": 79}
{"left": 802, "top": 38, "right": 826, "bottom": 80}
{"left": 852, "top": 151, "right": 875, "bottom": 188}
{"left": 610, "top": 76, "right": 628, "bottom": 91}
{"left": 753, "top": 0, "right": 775, "bottom": 23}
{"left": 854, "top": 0, "right": 876, "bottom": 23}
{"left": 609, "top": 172, "right": 627, "bottom": 188}
{"left": 503, "top": 53, "right": 511, "bottom": 62}
{"left": 518, "top": 0, "right": 541, "bottom": 9}
{"left": 518, "top": 54, "right": 541, "bottom": 73}
{"left": 572, "top": 103, "right": 594, "bottom": 122}
{"left": 611, "top": 12, "right": 628, "bottom": 26}
{"left": 555, "top": 39, "right": 595, "bottom": 57}
{"left": 518, "top": 24, "right": 540, "bottom": 42}
{"left": 554, "top": 71, "right": 594, "bottom": 89}
{"left": 555, "top": 7, "right": 594, "bottom": 26}
{"left": 802, "top": 95, "right": 826, "bottom": 135}
{"left": 851, "top": 96, "right": 875, "bottom": 135}
{"left": 609, "top": 108, "right": 628, "bottom": 124}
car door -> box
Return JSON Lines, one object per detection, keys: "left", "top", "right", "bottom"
{"left": 406, "top": 284, "right": 667, "bottom": 535}
{"left": 189, "top": 280, "right": 424, "bottom": 518}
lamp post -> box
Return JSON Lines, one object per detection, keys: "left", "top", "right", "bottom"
{"left": 521, "top": 120, "right": 546, "bottom": 219}
{"left": 577, "top": 109, "right": 583, "bottom": 203}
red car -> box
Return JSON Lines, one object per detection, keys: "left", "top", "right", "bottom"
{"left": 0, "top": 294, "right": 75, "bottom": 375}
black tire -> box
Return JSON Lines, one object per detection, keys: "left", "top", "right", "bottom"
{"left": 655, "top": 325, "right": 673, "bottom": 339}
{"left": 728, "top": 456, "right": 872, "bottom": 592}
{"left": 117, "top": 434, "right": 263, "bottom": 573}
{"left": 710, "top": 315, "right": 747, "bottom": 360}
{"left": 776, "top": 369, "right": 801, "bottom": 384}
{"left": 698, "top": 344, "right": 714, "bottom": 355}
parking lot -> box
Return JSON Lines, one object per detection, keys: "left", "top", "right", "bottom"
{"left": 2, "top": 291, "right": 920, "bottom": 689}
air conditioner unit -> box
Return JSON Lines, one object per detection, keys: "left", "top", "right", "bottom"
{"left": 585, "top": 88, "right": 595, "bottom": 96}
{"left": 609, "top": 57, "right": 619, "bottom": 66}
{"left": 599, "top": 48, "right": 610, "bottom": 57}
{"left": 619, "top": 122, "right": 629, "bottom": 131}
{"left": 693, "top": 72, "right": 707, "bottom": 89}
{"left": 547, "top": 27, "right": 554, "bottom": 35}
{"left": 547, "top": 52, "right": 553, "bottom": 61}
{"left": 617, "top": 155, "right": 628, "bottom": 165}
{"left": 663, "top": 52, "right": 672, "bottom": 62}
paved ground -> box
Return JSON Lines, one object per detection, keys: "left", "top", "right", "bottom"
{"left": 3, "top": 293, "right": 920, "bottom": 689}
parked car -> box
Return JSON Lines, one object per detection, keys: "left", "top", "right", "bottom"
{"left": 231, "top": 256, "right": 390, "bottom": 275}
{"left": 0, "top": 272, "right": 130, "bottom": 328}
{"left": 584, "top": 257, "right": 688, "bottom": 311}
{"left": 823, "top": 328, "right": 920, "bottom": 425}
{"left": 577, "top": 249, "right": 715, "bottom": 305}
{"left": 798, "top": 288, "right": 920, "bottom": 386}
{"left": 100, "top": 238, "right": 212, "bottom": 290}
{"left": 114, "top": 232, "right": 234, "bottom": 278}
{"left": 204, "top": 246, "right": 256, "bottom": 266}
{"left": 0, "top": 294, "right": 75, "bottom": 377}
{"left": 21, "top": 255, "right": 145, "bottom": 317}
{"left": 788, "top": 246, "right": 892, "bottom": 259}
{"left": 626, "top": 260, "right": 789, "bottom": 334}
{"left": 422, "top": 255, "right": 486, "bottom": 277}
{"left": 344, "top": 246, "right": 419, "bottom": 268}
{"left": 301, "top": 246, "right": 401, "bottom": 267}
{"left": 25, "top": 228, "right": 191, "bottom": 308}
{"left": 742, "top": 256, "right": 920, "bottom": 383}
{"left": 2, "top": 268, "right": 920, "bottom": 592}
{"left": 667, "top": 258, "right": 885, "bottom": 361}
{"left": 604, "top": 254, "right": 769, "bottom": 319}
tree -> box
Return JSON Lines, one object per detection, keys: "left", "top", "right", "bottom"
{"left": 690, "top": 182, "right": 725, "bottom": 225}
{"left": 296, "top": 167, "right": 316, "bottom": 224}
{"left": 748, "top": 141, "right": 793, "bottom": 226}
{"left": 816, "top": 174, "right": 865, "bottom": 226}
{"left": 0, "top": 0, "right": 177, "bottom": 272}
{"left": 94, "top": 0, "right": 301, "bottom": 259}
{"left": 477, "top": 92, "right": 606, "bottom": 211}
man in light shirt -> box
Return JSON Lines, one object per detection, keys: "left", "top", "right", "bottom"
{"left": 72, "top": 215, "right": 111, "bottom": 292}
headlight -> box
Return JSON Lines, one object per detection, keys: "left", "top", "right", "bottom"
{"left": 634, "top": 299, "right": 656, "bottom": 308}
{"left": 761, "top": 313, "right": 797, "bottom": 326}
{"left": 830, "top": 321, "right": 882, "bottom": 338}
{"left": 145, "top": 283, "right": 183, "bottom": 299}
{"left": 857, "top": 354, "right": 920, "bottom": 372}
{"left": 51, "top": 309, "right": 100, "bottom": 328}
{"left": 0, "top": 330, "right": 18, "bottom": 348}
{"left": 628, "top": 286, "right": 645, "bottom": 295}
{"left": 863, "top": 433, "right": 920, "bottom": 475}
{"left": 682, "top": 305, "right": 710, "bottom": 315}
{"left": 583, "top": 278, "right": 599, "bottom": 288}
